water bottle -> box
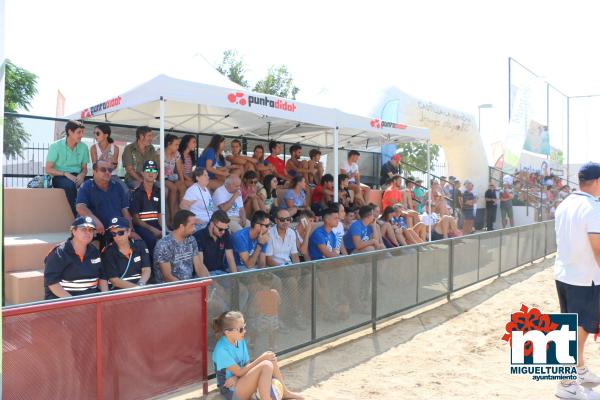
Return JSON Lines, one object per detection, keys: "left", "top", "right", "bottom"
{"left": 43, "top": 175, "right": 48, "bottom": 188}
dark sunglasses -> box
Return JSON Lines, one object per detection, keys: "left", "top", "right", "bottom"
{"left": 258, "top": 223, "right": 270, "bottom": 228}
{"left": 278, "top": 217, "right": 292, "bottom": 222}
{"left": 250, "top": 180, "right": 258, "bottom": 184}
{"left": 94, "top": 131, "right": 104, "bottom": 136}
{"left": 215, "top": 225, "right": 228, "bottom": 232}
{"left": 226, "top": 325, "right": 246, "bottom": 333}
{"left": 110, "top": 230, "right": 128, "bottom": 237}
{"left": 98, "top": 166, "right": 114, "bottom": 173}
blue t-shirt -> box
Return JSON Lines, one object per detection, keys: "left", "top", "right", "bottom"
{"left": 308, "top": 226, "right": 337, "bottom": 261}
{"left": 232, "top": 227, "right": 267, "bottom": 267}
{"left": 212, "top": 336, "right": 250, "bottom": 394}
{"left": 76, "top": 179, "right": 129, "bottom": 228}
{"left": 343, "top": 220, "right": 373, "bottom": 253}
{"left": 281, "top": 189, "right": 305, "bottom": 209}
{"left": 198, "top": 147, "right": 223, "bottom": 179}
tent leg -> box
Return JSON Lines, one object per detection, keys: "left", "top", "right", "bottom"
{"left": 427, "top": 140, "right": 432, "bottom": 242}
{"left": 333, "top": 126, "right": 339, "bottom": 202}
{"left": 160, "top": 97, "right": 167, "bottom": 237}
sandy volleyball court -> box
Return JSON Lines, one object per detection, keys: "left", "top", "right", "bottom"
{"left": 280, "top": 255, "right": 599, "bottom": 400}
{"left": 166, "top": 255, "right": 592, "bottom": 400}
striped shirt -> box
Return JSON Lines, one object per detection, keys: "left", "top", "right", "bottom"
{"left": 44, "top": 240, "right": 105, "bottom": 299}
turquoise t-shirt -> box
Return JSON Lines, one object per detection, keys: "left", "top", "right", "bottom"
{"left": 46, "top": 138, "right": 89, "bottom": 174}
{"left": 213, "top": 336, "right": 250, "bottom": 393}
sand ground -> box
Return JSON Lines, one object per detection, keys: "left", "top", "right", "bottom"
{"left": 164, "top": 255, "right": 600, "bottom": 400}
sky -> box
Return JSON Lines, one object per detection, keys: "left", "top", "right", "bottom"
{"left": 4, "top": 0, "right": 600, "bottom": 164}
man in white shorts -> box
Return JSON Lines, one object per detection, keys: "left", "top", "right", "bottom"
{"left": 555, "top": 162, "right": 600, "bottom": 399}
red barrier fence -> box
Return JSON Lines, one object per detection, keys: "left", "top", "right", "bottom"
{"left": 3, "top": 279, "right": 212, "bottom": 400}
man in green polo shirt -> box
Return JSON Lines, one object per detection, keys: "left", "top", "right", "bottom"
{"left": 45, "top": 120, "right": 90, "bottom": 216}
{"left": 122, "top": 126, "right": 159, "bottom": 189}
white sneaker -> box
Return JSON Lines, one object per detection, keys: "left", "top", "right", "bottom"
{"left": 556, "top": 382, "right": 600, "bottom": 399}
{"left": 579, "top": 367, "right": 600, "bottom": 385}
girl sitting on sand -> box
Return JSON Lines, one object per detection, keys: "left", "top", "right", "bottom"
{"left": 212, "top": 310, "right": 304, "bottom": 400}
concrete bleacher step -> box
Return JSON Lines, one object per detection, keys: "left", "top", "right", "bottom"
{"left": 4, "top": 269, "right": 45, "bottom": 305}
{"left": 4, "top": 188, "right": 73, "bottom": 235}
{"left": 4, "top": 233, "right": 69, "bottom": 273}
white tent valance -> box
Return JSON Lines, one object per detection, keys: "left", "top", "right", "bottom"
{"left": 67, "top": 64, "right": 430, "bottom": 237}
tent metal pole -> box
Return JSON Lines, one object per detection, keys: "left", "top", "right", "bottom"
{"left": 427, "top": 139, "right": 432, "bottom": 242}
{"left": 160, "top": 97, "right": 167, "bottom": 236}
{"left": 333, "top": 125, "right": 339, "bottom": 202}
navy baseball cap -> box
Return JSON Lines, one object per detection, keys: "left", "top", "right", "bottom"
{"left": 108, "top": 217, "right": 130, "bottom": 230}
{"left": 578, "top": 162, "right": 600, "bottom": 182}
{"left": 72, "top": 216, "right": 96, "bottom": 229}
{"left": 143, "top": 160, "right": 158, "bottom": 172}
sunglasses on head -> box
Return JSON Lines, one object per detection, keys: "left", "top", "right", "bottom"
{"left": 226, "top": 325, "right": 246, "bottom": 333}
{"left": 98, "top": 166, "right": 114, "bottom": 174}
{"left": 110, "top": 230, "right": 128, "bottom": 237}
{"left": 278, "top": 217, "right": 292, "bottom": 222}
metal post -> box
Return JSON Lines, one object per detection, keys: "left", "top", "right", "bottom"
{"left": 159, "top": 98, "right": 167, "bottom": 236}
{"left": 566, "top": 97, "right": 570, "bottom": 182}
{"left": 498, "top": 230, "right": 503, "bottom": 276}
{"left": 426, "top": 140, "right": 432, "bottom": 241}
{"left": 333, "top": 126, "right": 339, "bottom": 201}
{"left": 96, "top": 303, "right": 103, "bottom": 400}
{"left": 447, "top": 240, "right": 454, "bottom": 301}
{"left": 311, "top": 262, "right": 317, "bottom": 341}
{"left": 508, "top": 57, "right": 512, "bottom": 121}
{"left": 516, "top": 229, "right": 520, "bottom": 266}
{"left": 201, "top": 285, "right": 208, "bottom": 395}
{"left": 477, "top": 235, "right": 481, "bottom": 281}
{"left": 371, "top": 256, "right": 378, "bottom": 332}
{"left": 416, "top": 247, "right": 421, "bottom": 304}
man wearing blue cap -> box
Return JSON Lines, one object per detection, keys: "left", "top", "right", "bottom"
{"left": 555, "top": 162, "right": 600, "bottom": 399}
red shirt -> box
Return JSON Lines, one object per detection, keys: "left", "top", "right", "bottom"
{"left": 382, "top": 187, "right": 403, "bottom": 210}
{"left": 312, "top": 185, "right": 324, "bottom": 204}
{"left": 266, "top": 155, "right": 285, "bottom": 175}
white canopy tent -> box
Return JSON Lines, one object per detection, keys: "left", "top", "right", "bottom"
{"left": 68, "top": 68, "right": 430, "bottom": 237}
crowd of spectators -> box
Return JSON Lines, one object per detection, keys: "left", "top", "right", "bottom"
{"left": 43, "top": 120, "right": 570, "bottom": 352}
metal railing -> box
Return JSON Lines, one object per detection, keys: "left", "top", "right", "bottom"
{"left": 489, "top": 166, "right": 576, "bottom": 221}
{"left": 3, "top": 220, "right": 555, "bottom": 391}
{"left": 3, "top": 113, "right": 447, "bottom": 188}
{"left": 3, "top": 279, "right": 213, "bottom": 400}
{"left": 204, "top": 219, "right": 556, "bottom": 378}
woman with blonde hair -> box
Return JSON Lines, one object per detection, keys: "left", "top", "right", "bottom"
{"left": 212, "top": 310, "right": 303, "bottom": 400}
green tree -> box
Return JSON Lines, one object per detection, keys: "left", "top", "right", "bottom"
{"left": 397, "top": 142, "right": 441, "bottom": 175}
{"left": 216, "top": 50, "right": 249, "bottom": 88}
{"left": 4, "top": 60, "right": 38, "bottom": 158}
{"left": 253, "top": 65, "right": 299, "bottom": 99}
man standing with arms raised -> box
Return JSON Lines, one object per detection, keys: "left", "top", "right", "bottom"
{"left": 554, "top": 163, "right": 600, "bottom": 400}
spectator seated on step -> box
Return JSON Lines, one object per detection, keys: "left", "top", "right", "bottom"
{"left": 129, "top": 160, "right": 163, "bottom": 261}
{"left": 44, "top": 216, "right": 108, "bottom": 300}
{"left": 76, "top": 160, "right": 138, "bottom": 249}
{"left": 45, "top": 120, "right": 89, "bottom": 217}
{"left": 101, "top": 217, "right": 151, "bottom": 290}
{"left": 153, "top": 210, "right": 209, "bottom": 283}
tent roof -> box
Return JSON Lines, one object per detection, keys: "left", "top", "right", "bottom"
{"left": 67, "top": 68, "right": 427, "bottom": 148}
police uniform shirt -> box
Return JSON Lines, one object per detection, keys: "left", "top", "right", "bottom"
{"left": 130, "top": 185, "right": 161, "bottom": 227}
{"left": 101, "top": 239, "right": 150, "bottom": 287}
{"left": 44, "top": 240, "right": 105, "bottom": 299}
